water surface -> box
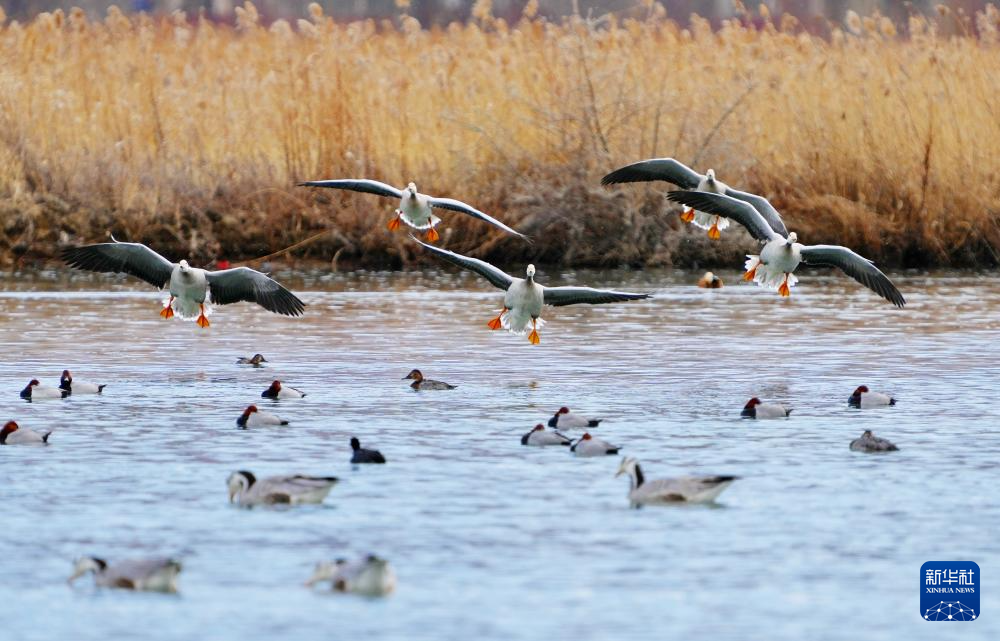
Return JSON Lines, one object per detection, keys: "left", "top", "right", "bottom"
{"left": 2, "top": 267, "right": 998, "bottom": 640}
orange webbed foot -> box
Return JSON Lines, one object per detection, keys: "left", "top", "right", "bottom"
{"left": 680, "top": 208, "right": 695, "bottom": 223}
{"left": 160, "top": 306, "right": 174, "bottom": 319}
{"left": 197, "top": 315, "right": 210, "bottom": 328}
{"left": 528, "top": 329, "right": 540, "bottom": 345}
{"left": 707, "top": 222, "right": 721, "bottom": 240}
{"left": 387, "top": 213, "right": 402, "bottom": 231}
{"left": 778, "top": 276, "right": 791, "bottom": 297}
{"left": 425, "top": 227, "right": 440, "bottom": 242}
{"left": 743, "top": 268, "right": 757, "bottom": 282}
{"left": 487, "top": 308, "right": 507, "bottom": 330}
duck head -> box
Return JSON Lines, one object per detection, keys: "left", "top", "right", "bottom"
{"left": 68, "top": 557, "right": 107, "bottom": 584}
{"left": 1, "top": 421, "right": 19, "bottom": 444}
{"left": 250, "top": 354, "right": 267, "bottom": 365}
{"left": 350, "top": 437, "right": 361, "bottom": 451}
{"left": 262, "top": 381, "right": 282, "bottom": 397}
{"left": 60, "top": 369, "right": 73, "bottom": 390}
{"left": 402, "top": 369, "right": 423, "bottom": 382}
{"left": 237, "top": 405, "right": 258, "bottom": 427}
{"left": 226, "top": 470, "right": 256, "bottom": 503}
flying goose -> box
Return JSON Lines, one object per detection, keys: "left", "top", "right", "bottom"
{"left": 20, "top": 380, "right": 68, "bottom": 401}
{"left": 411, "top": 237, "right": 650, "bottom": 344}
{"left": 305, "top": 554, "right": 397, "bottom": 596}
{"left": 61, "top": 238, "right": 305, "bottom": 327}
{"left": 548, "top": 407, "right": 601, "bottom": 429}
{"left": 616, "top": 457, "right": 738, "bottom": 506}
{"left": 850, "top": 430, "right": 899, "bottom": 452}
{"left": 236, "top": 405, "right": 289, "bottom": 428}
{"left": 226, "top": 471, "right": 338, "bottom": 507}
{"left": 741, "top": 398, "right": 792, "bottom": 419}
{"left": 350, "top": 437, "right": 386, "bottom": 464}
{"left": 521, "top": 424, "right": 572, "bottom": 447}
{"left": 570, "top": 433, "right": 620, "bottom": 457}
{"left": 1, "top": 421, "right": 51, "bottom": 445}
{"left": 848, "top": 385, "right": 896, "bottom": 408}
{"left": 666, "top": 191, "right": 906, "bottom": 307}
{"left": 68, "top": 556, "right": 182, "bottom": 592}
{"left": 402, "top": 369, "right": 456, "bottom": 390}
{"left": 602, "top": 158, "right": 789, "bottom": 239}
{"left": 298, "top": 179, "right": 527, "bottom": 242}
{"left": 59, "top": 370, "right": 106, "bottom": 395}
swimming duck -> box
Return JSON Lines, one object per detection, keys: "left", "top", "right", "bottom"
{"left": 350, "top": 437, "right": 386, "bottom": 464}
{"left": 666, "top": 191, "right": 905, "bottom": 306}
{"left": 237, "top": 354, "right": 268, "bottom": 366}
{"left": 521, "top": 424, "right": 572, "bottom": 447}
{"left": 59, "top": 370, "right": 106, "bottom": 395}
{"left": 298, "top": 179, "right": 527, "bottom": 243}
{"left": 68, "top": 556, "right": 182, "bottom": 592}
{"left": 236, "top": 405, "right": 289, "bottom": 428}
{"left": 570, "top": 433, "right": 620, "bottom": 457}
{"left": 741, "top": 398, "right": 792, "bottom": 419}
{"left": 305, "top": 554, "right": 397, "bottom": 596}
{"left": 616, "top": 457, "right": 738, "bottom": 507}
{"left": 412, "top": 237, "right": 650, "bottom": 344}
{"left": 403, "top": 369, "right": 456, "bottom": 391}
{"left": 226, "top": 471, "right": 338, "bottom": 507}
{"left": 61, "top": 238, "right": 305, "bottom": 327}
{"left": 0, "top": 421, "right": 51, "bottom": 445}
{"left": 261, "top": 380, "right": 306, "bottom": 399}
{"left": 602, "top": 158, "right": 789, "bottom": 240}
{"left": 547, "top": 407, "right": 601, "bottom": 429}
{"left": 848, "top": 385, "right": 896, "bottom": 408}
{"left": 697, "top": 272, "right": 723, "bottom": 289}
{"left": 850, "top": 430, "right": 899, "bottom": 452}
{"left": 20, "top": 379, "right": 68, "bottom": 401}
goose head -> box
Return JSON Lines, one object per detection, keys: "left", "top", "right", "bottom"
{"left": 68, "top": 556, "right": 107, "bottom": 584}
{"left": 785, "top": 232, "right": 798, "bottom": 246}
{"left": 304, "top": 559, "right": 345, "bottom": 587}
{"left": 179, "top": 259, "right": 190, "bottom": 272}
{"left": 526, "top": 264, "right": 536, "bottom": 282}
{"left": 403, "top": 369, "right": 423, "bottom": 382}
{"left": 1, "top": 421, "right": 19, "bottom": 444}
{"left": 705, "top": 168, "right": 716, "bottom": 182}
{"left": 615, "top": 456, "right": 638, "bottom": 478}
{"left": 226, "top": 470, "right": 256, "bottom": 503}
{"left": 405, "top": 182, "right": 418, "bottom": 196}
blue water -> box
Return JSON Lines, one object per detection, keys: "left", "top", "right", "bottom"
{"left": 2, "top": 268, "right": 998, "bottom": 640}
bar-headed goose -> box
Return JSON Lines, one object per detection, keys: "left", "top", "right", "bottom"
{"left": 850, "top": 430, "right": 899, "bottom": 452}
{"left": 848, "top": 385, "right": 896, "bottom": 408}
{"left": 1, "top": 421, "right": 51, "bottom": 445}
{"left": 226, "top": 471, "right": 338, "bottom": 507}
{"left": 741, "top": 398, "right": 792, "bottom": 419}
{"left": 521, "top": 424, "right": 572, "bottom": 447}
{"left": 350, "top": 437, "right": 386, "bottom": 464}
{"left": 237, "top": 354, "right": 268, "bottom": 366}
{"left": 602, "top": 158, "right": 788, "bottom": 240}
{"left": 62, "top": 238, "right": 305, "bottom": 327}
{"left": 68, "top": 556, "right": 182, "bottom": 592}
{"left": 20, "top": 379, "right": 68, "bottom": 401}
{"left": 59, "top": 370, "right": 105, "bottom": 395}
{"left": 666, "top": 191, "right": 905, "bottom": 307}
{"left": 548, "top": 407, "right": 601, "bottom": 428}
{"left": 305, "top": 554, "right": 397, "bottom": 596}
{"left": 570, "top": 433, "right": 620, "bottom": 457}
{"left": 298, "top": 179, "right": 527, "bottom": 243}
{"left": 261, "top": 380, "right": 306, "bottom": 399}
{"left": 616, "top": 457, "right": 738, "bottom": 507}
{"left": 402, "top": 369, "right": 456, "bottom": 390}
{"left": 237, "top": 405, "right": 289, "bottom": 428}
{"left": 411, "top": 237, "right": 650, "bottom": 344}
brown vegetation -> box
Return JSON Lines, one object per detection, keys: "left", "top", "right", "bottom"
{"left": 2, "top": 2, "right": 1000, "bottom": 270}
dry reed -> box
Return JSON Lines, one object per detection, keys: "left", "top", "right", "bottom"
{"left": 2, "top": 2, "right": 1000, "bottom": 270}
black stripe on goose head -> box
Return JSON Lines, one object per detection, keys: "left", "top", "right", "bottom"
{"left": 92, "top": 557, "right": 108, "bottom": 571}
{"left": 236, "top": 470, "right": 257, "bottom": 488}
{"left": 633, "top": 462, "right": 644, "bottom": 488}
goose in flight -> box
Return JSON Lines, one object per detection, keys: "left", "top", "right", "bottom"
{"left": 616, "top": 457, "right": 738, "bottom": 507}
{"left": 62, "top": 239, "right": 305, "bottom": 327}
{"left": 68, "top": 556, "right": 182, "bottom": 592}
{"left": 602, "top": 158, "right": 788, "bottom": 240}
{"left": 298, "top": 179, "right": 527, "bottom": 243}
{"left": 666, "top": 191, "right": 905, "bottom": 307}
{"left": 411, "top": 237, "right": 650, "bottom": 344}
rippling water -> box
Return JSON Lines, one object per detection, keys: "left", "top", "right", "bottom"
{"left": 2, "top": 267, "right": 999, "bottom": 640}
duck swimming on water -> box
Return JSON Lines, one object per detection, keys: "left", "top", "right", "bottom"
{"left": 403, "top": 369, "right": 456, "bottom": 391}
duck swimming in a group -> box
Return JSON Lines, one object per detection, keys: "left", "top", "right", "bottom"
{"left": 298, "top": 179, "right": 527, "bottom": 243}
{"left": 412, "top": 237, "right": 650, "bottom": 344}
{"left": 521, "top": 424, "right": 572, "bottom": 447}
{"left": 850, "top": 430, "right": 899, "bottom": 452}
{"left": 616, "top": 457, "right": 738, "bottom": 507}
{"left": 59, "top": 370, "right": 105, "bottom": 395}
{"left": 571, "top": 433, "right": 620, "bottom": 457}
{"left": 350, "top": 437, "right": 386, "bottom": 464}
{"left": 403, "top": 369, "right": 456, "bottom": 391}
{"left": 68, "top": 556, "right": 182, "bottom": 592}
{"left": 305, "top": 554, "right": 397, "bottom": 596}
{"left": 61, "top": 238, "right": 305, "bottom": 327}
{"left": 236, "top": 405, "right": 289, "bottom": 428}
{"left": 237, "top": 354, "right": 268, "bottom": 366}
{"left": 548, "top": 407, "right": 601, "bottom": 429}
{"left": 20, "top": 380, "right": 68, "bottom": 401}
{"left": 261, "top": 380, "right": 306, "bottom": 399}
{"left": 848, "top": 385, "right": 896, "bottom": 408}
{"left": 1, "top": 421, "right": 51, "bottom": 445}
{"left": 741, "top": 398, "right": 792, "bottom": 419}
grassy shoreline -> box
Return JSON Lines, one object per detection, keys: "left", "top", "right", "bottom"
{"left": 2, "top": 4, "right": 1000, "bottom": 270}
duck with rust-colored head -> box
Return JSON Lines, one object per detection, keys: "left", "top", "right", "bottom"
{"left": 403, "top": 369, "right": 456, "bottom": 391}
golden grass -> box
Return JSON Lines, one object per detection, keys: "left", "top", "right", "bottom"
{"left": 2, "top": 2, "right": 1000, "bottom": 269}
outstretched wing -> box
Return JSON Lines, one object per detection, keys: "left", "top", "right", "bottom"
{"left": 206, "top": 267, "right": 305, "bottom": 316}
{"left": 410, "top": 236, "right": 514, "bottom": 291}
{"left": 297, "top": 179, "right": 403, "bottom": 199}
{"left": 799, "top": 245, "right": 906, "bottom": 308}
{"left": 61, "top": 239, "right": 175, "bottom": 289}
{"left": 601, "top": 158, "right": 702, "bottom": 189}
{"left": 666, "top": 191, "right": 782, "bottom": 243}
{"left": 428, "top": 197, "right": 529, "bottom": 241}
{"left": 723, "top": 188, "right": 789, "bottom": 237}
{"left": 543, "top": 286, "right": 650, "bottom": 307}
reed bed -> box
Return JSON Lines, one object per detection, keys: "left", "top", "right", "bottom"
{"left": 2, "top": 2, "right": 1000, "bottom": 270}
